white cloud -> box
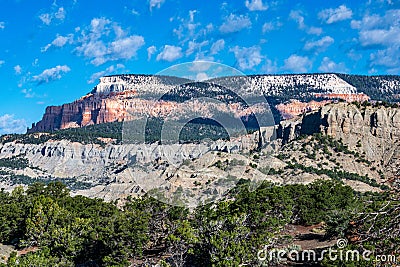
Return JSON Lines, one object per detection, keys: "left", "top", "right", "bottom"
{"left": 156, "top": 45, "right": 183, "bottom": 62}
{"left": 108, "top": 36, "right": 145, "bottom": 59}
{"left": 262, "top": 21, "right": 283, "bottom": 33}
{"left": 359, "top": 28, "right": 400, "bottom": 47}
{"left": 195, "top": 72, "right": 209, "bottom": 81}
{"left": 352, "top": 9, "right": 400, "bottom": 47}
{"left": 55, "top": 7, "right": 66, "bottom": 20}
{"left": 0, "top": 114, "right": 27, "bottom": 135}
{"left": 173, "top": 10, "right": 212, "bottom": 43}
{"left": 42, "top": 34, "right": 73, "bottom": 52}
{"left": 149, "top": 0, "right": 165, "bottom": 11}
{"left": 193, "top": 52, "right": 214, "bottom": 61}
{"left": 32, "top": 65, "right": 71, "bottom": 85}
{"left": 32, "top": 58, "right": 39, "bottom": 67}
{"left": 318, "top": 5, "right": 352, "bottom": 24}
{"left": 186, "top": 40, "right": 209, "bottom": 56}
{"left": 289, "top": 10, "right": 306, "bottom": 29}
{"left": 262, "top": 59, "right": 278, "bottom": 74}
{"left": 304, "top": 36, "right": 334, "bottom": 52}
{"left": 88, "top": 64, "right": 125, "bottom": 84}
{"left": 219, "top": 14, "right": 252, "bottom": 33}
{"left": 189, "top": 61, "right": 213, "bottom": 72}
{"left": 230, "top": 45, "right": 263, "bottom": 70}
{"left": 14, "top": 65, "right": 22, "bottom": 75}
{"left": 0, "top": 60, "right": 4, "bottom": 67}
{"left": 39, "top": 13, "right": 51, "bottom": 25}
{"left": 75, "top": 18, "right": 145, "bottom": 66}
{"left": 370, "top": 46, "right": 399, "bottom": 69}
{"left": 21, "top": 88, "right": 35, "bottom": 98}
{"left": 318, "top": 57, "right": 347, "bottom": 73}
{"left": 262, "top": 22, "right": 274, "bottom": 33}
{"left": 352, "top": 9, "right": 400, "bottom": 71}
{"left": 290, "top": 10, "right": 324, "bottom": 35}
{"left": 39, "top": 7, "right": 66, "bottom": 25}
{"left": 210, "top": 39, "right": 225, "bottom": 55}
{"left": 245, "top": 0, "right": 268, "bottom": 11}
{"left": 147, "top": 46, "right": 157, "bottom": 60}
{"left": 307, "top": 26, "right": 322, "bottom": 35}
{"left": 283, "top": 54, "right": 312, "bottom": 73}
{"left": 0, "top": 22, "right": 5, "bottom": 29}
{"left": 131, "top": 9, "right": 140, "bottom": 16}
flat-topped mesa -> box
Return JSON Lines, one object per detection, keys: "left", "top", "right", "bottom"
{"left": 248, "top": 73, "right": 357, "bottom": 95}
{"left": 93, "top": 73, "right": 358, "bottom": 96}
{"left": 28, "top": 73, "right": 376, "bottom": 133}
{"left": 92, "top": 74, "right": 191, "bottom": 95}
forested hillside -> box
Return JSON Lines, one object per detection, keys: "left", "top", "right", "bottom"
{"left": 0, "top": 180, "right": 398, "bottom": 266}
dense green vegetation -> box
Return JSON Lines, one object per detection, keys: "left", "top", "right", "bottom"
{"left": 0, "top": 156, "right": 29, "bottom": 170}
{"left": 277, "top": 133, "right": 389, "bottom": 190}
{"left": 2, "top": 122, "right": 123, "bottom": 146}
{"left": 0, "top": 180, "right": 397, "bottom": 266}
{"left": 337, "top": 74, "right": 400, "bottom": 102}
{"left": 2, "top": 119, "right": 250, "bottom": 146}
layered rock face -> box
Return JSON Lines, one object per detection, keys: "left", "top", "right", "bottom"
{"left": 278, "top": 103, "right": 400, "bottom": 175}
{"left": 29, "top": 74, "right": 362, "bottom": 133}
{"left": 276, "top": 100, "right": 331, "bottom": 119}
{"left": 278, "top": 103, "right": 400, "bottom": 142}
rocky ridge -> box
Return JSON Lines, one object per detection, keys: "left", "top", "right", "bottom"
{"left": 3, "top": 103, "right": 400, "bottom": 201}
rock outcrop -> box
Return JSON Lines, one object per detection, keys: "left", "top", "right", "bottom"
{"left": 277, "top": 103, "right": 400, "bottom": 179}
{"left": 276, "top": 100, "right": 331, "bottom": 119}
{"left": 278, "top": 103, "right": 400, "bottom": 142}
{"left": 4, "top": 102, "right": 400, "bottom": 201}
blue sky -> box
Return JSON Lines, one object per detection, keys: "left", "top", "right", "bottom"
{"left": 0, "top": 0, "right": 399, "bottom": 134}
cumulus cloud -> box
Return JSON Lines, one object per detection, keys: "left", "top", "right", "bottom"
{"left": 370, "top": 46, "right": 400, "bottom": 69}
{"left": 210, "top": 39, "right": 225, "bottom": 55}
{"left": 245, "top": 0, "right": 268, "bottom": 11}
{"left": 262, "top": 59, "right": 278, "bottom": 74}
{"left": 186, "top": 40, "right": 209, "bottom": 56}
{"left": 307, "top": 26, "right": 323, "bottom": 35}
{"left": 318, "top": 5, "right": 352, "bottom": 24}
{"left": 283, "top": 54, "right": 312, "bottom": 73}
{"left": 304, "top": 36, "right": 334, "bottom": 52}
{"left": 351, "top": 9, "right": 400, "bottom": 72}
{"left": 109, "top": 36, "right": 145, "bottom": 59}
{"left": 289, "top": 10, "right": 306, "bottom": 29}
{"left": 88, "top": 64, "right": 125, "bottom": 84}
{"left": 318, "top": 57, "right": 347, "bottom": 73}
{"left": 0, "top": 114, "right": 27, "bottom": 135}
{"left": 262, "top": 22, "right": 274, "bottom": 33}
{"left": 156, "top": 45, "right": 183, "bottom": 62}
{"left": 172, "top": 10, "right": 213, "bottom": 48}
{"left": 32, "top": 65, "right": 71, "bottom": 85}
{"left": 230, "top": 45, "right": 263, "bottom": 70}
{"left": 359, "top": 28, "right": 400, "bottom": 47}
{"left": 21, "top": 88, "right": 35, "bottom": 98}
{"left": 0, "top": 22, "right": 4, "bottom": 29}
{"left": 219, "top": 14, "right": 252, "bottom": 33}
{"left": 262, "top": 21, "right": 282, "bottom": 33}
{"left": 0, "top": 60, "right": 4, "bottom": 67}
{"left": 149, "top": 0, "right": 165, "bottom": 11}
{"left": 14, "top": 65, "right": 22, "bottom": 75}
{"left": 39, "top": 7, "right": 66, "bottom": 25}
{"left": 42, "top": 34, "right": 73, "bottom": 52}
{"left": 289, "top": 10, "right": 324, "bottom": 35}
{"left": 147, "top": 45, "right": 157, "bottom": 60}
{"left": 75, "top": 18, "right": 145, "bottom": 66}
